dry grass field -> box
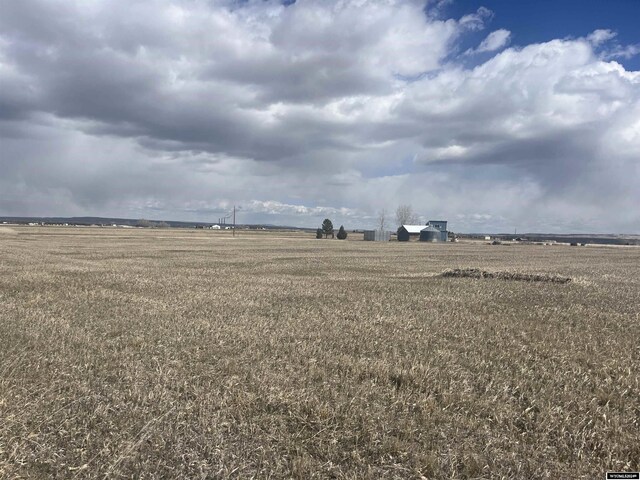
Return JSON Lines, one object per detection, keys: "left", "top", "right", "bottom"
{"left": 1, "top": 226, "right": 639, "bottom": 479}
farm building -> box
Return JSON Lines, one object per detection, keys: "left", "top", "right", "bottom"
{"left": 398, "top": 220, "right": 448, "bottom": 242}
{"left": 423, "top": 220, "right": 448, "bottom": 242}
{"left": 397, "top": 225, "right": 425, "bottom": 241}
{"left": 429, "top": 220, "right": 447, "bottom": 232}
{"left": 419, "top": 226, "right": 442, "bottom": 242}
{"left": 364, "top": 230, "right": 391, "bottom": 241}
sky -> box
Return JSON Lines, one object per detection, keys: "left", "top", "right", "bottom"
{"left": 1, "top": 0, "right": 639, "bottom": 233}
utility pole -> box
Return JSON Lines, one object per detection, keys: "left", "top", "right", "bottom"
{"left": 233, "top": 205, "right": 236, "bottom": 237}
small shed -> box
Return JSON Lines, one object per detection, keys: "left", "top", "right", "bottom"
{"left": 364, "top": 230, "right": 391, "bottom": 241}
{"left": 397, "top": 225, "right": 424, "bottom": 242}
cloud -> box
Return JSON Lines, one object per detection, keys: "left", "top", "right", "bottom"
{"left": 245, "top": 200, "right": 361, "bottom": 218}
{"left": 458, "top": 6, "right": 493, "bottom": 32}
{"left": 604, "top": 44, "right": 640, "bottom": 60}
{"left": 475, "top": 29, "right": 511, "bottom": 53}
{"left": 586, "top": 29, "right": 640, "bottom": 61}
{"left": 0, "top": 2, "right": 639, "bottom": 233}
{"left": 587, "top": 29, "right": 617, "bottom": 46}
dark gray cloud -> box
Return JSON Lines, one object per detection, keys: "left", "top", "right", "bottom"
{"left": 0, "top": 0, "right": 638, "bottom": 232}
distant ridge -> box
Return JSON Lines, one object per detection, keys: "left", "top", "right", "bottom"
{"left": 0, "top": 216, "right": 314, "bottom": 231}
{"left": 2, "top": 216, "right": 638, "bottom": 244}
{"left": 460, "top": 232, "right": 640, "bottom": 246}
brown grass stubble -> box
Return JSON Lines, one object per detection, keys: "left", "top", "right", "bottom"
{"left": 0, "top": 227, "right": 639, "bottom": 478}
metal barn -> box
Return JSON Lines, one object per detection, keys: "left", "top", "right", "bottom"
{"left": 397, "top": 225, "right": 424, "bottom": 241}
{"left": 364, "top": 230, "right": 391, "bottom": 241}
{"left": 398, "top": 220, "right": 449, "bottom": 242}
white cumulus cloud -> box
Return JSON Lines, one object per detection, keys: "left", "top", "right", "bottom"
{"left": 0, "top": 2, "right": 639, "bottom": 233}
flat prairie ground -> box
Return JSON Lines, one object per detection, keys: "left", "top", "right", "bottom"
{"left": 1, "top": 226, "right": 639, "bottom": 479}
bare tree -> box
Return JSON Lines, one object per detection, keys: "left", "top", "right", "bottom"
{"left": 378, "top": 209, "right": 387, "bottom": 233}
{"left": 396, "top": 204, "right": 418, "bottom": 227}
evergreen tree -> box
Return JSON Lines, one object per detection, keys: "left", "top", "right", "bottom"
{"left": 316, "top": 228, "right": 323, "bottom": 239}
{"left": 322, "top": 218, "right": 334, "bottom": 238}
{"left": 337, "top": 225, "right": 347, "bottom": 240}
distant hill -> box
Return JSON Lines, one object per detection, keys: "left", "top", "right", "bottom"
{"left": 460, "top": 232, "right": 640, "bottom": 246}
{"left": 0, "top": 216, "right": 314, "bottom": 231}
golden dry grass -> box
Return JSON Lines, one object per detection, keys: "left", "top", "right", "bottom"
{"left": 1, "top": 226, "right": 639, "bottom": 479}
